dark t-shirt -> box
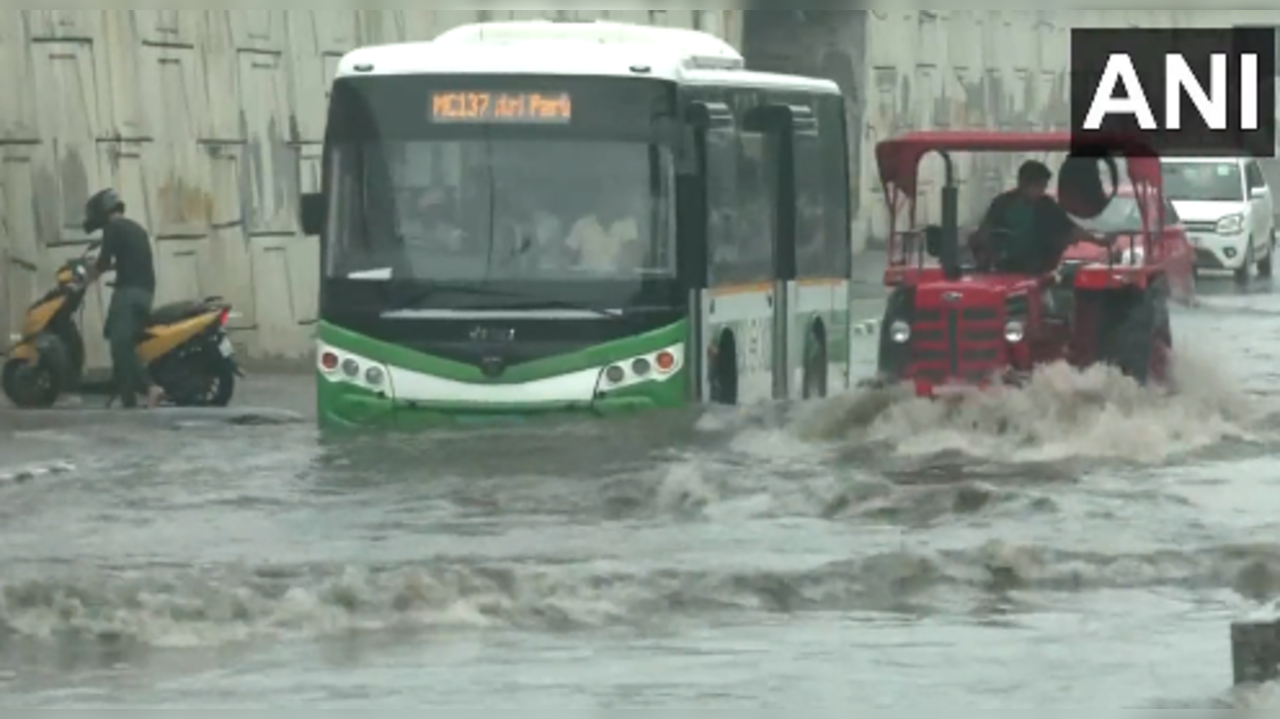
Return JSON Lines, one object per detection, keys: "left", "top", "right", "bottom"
{"left": 95, "top": 216, "right": 156, "bottom": 293}
{"left": 981, "top": 190, "right": 1078, "bottom": 273}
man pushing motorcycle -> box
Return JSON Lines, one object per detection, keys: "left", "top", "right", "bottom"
{"left": 81, "top": 188, "right": 164, "bottom": 409}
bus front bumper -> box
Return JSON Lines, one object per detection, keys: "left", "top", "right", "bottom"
{"left": 318, "top": 381, "right": 682, "bottom": 430}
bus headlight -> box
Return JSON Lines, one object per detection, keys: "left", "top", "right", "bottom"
{"left": 1003, "top": 320, "right": 1025, "bottom": 343}
{"left": 889, "top": 320, "right": 911, "bottom": 343}
{"left": 341, "top": 358, "right": 360, "bottom": 377}
{"left": 630, "top": 357, "right": 651, "bottom": 376}
{"left": 596, "top": 345, "right": 683, "bottom": 395}
{"left": 317, "top": 343, "right": 391, "bottom": 395}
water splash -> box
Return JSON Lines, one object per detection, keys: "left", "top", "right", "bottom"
{"left": 798, "top": 349, "right": 1264, "bottom": 464}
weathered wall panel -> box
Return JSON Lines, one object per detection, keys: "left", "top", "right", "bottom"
{"left": 1, "top": 150, "right": 41, "bottom": 345}
{"left": 197, "top": 15, "right": 242, "bottom": 143}
{"left": 28, "top": 11, "right": 95, "bottom": 42}
{"left": 31, "top": 39, "right": 103, "bottom": 246}
{"left": 288, "top": 13, "right": 351, "bottom": 142}
{"left": 0, "top": 13, "right": 38, "bottom": 141}
{"left": 135, "top": 9, "right": 197, "bottom": 46}
{"left": 230, "top": 10, "right": 284, "bottom": 53}
{"left": 101, "top": 13, "right": 149, "bottom": 141}
{"left": 4, "top": 9, "right": 1278, "bottom": 367}
{"left": 204, "top": 145, "right": 255, "bottom": 333}
{"left": 237, "top": 49, "right": 296, "bottom": 237}
{"left": 249, "top": 235, "right": 315, "bottom": 357}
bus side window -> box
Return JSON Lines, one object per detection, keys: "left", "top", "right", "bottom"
{"left": 816, "top": 96, "right": 851, "bottom": 279}
{"left": 794, "top": 130, "right": 826, "bottom": 278}
{"left": 713, "top": 129, "right": 774, "bottom": 285}
{"left": 706, "top": 127, "right": 741, "bottom": 286}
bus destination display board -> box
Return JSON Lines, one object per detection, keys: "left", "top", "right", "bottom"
{"left": 430, "top": 91, "right": 572, "bottom": 124}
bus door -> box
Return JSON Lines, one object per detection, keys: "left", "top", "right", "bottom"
{"left": 744, "top": 104, "right": 801, "bottom": 400}
{"left": 686, "top": 101, "right": 736, "bottom": 403}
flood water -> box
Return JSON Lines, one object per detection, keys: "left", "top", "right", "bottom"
{"left": 3, "top": 271, "right": 1280, "bottom": 710}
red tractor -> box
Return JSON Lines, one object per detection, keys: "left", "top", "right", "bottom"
{"left": 867, "top": 130, "right": 1176, "bottom": 398}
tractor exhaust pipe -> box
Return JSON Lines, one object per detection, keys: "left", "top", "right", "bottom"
{"left": 939, "top": 152, "right": 961, "bottom": 280}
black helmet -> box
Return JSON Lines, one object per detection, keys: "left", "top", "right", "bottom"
{"left": 82, "top": 188, "right": 125, "bottom": 234}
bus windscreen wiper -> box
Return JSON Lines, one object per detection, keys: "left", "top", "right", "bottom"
{"left": 463, "top": 297, "right": 630, "bottom": 321}
{"left": 382, "top": 282, "right": 628, "bottom": 321}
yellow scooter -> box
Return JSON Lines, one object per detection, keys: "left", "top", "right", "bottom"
{"left": 2, "top": 242, "right": 242, "bottom": 408}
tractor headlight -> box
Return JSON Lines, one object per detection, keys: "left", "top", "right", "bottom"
{"left": 889, "top": 320, "right": 911, "bottom": 344}
{"left": 1003, "top": 320, "right": 1025, "bottom": 343}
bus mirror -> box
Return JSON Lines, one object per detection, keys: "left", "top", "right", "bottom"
{"left": 299, "top": 193, "right": 325, "bottom": 236}
{"left": 924, "top": 225, "right": 942, "bottom": 258}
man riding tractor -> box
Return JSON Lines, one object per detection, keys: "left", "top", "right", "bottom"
{"left": 971, "top": 160, "right": 1116, "bottom": 275}
{"left": 868, "top": 131, "right": 1174, "bottom": 397}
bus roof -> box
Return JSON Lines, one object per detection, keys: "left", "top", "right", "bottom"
{"left": 334, "top": 20, "right": 840, "bottom": 96}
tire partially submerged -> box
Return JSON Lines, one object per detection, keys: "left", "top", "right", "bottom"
{"left": 1100, "top": 278, "right": 1172, "bottom": 386}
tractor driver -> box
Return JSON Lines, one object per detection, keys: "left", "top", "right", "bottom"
{"left": 973, "top": 160, "right": 1113, "bottom": 274}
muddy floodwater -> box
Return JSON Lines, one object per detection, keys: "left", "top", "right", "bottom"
{"left": 3, "top": 273, "right": 1280, "bottom": 709}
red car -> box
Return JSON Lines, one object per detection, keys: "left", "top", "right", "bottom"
{"left": 1058, "top": 185, "right": 1196, "bottom": 304}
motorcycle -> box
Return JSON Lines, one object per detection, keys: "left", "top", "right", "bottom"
{"left": 2, "top": 242, "right": 243, "bottom": 408}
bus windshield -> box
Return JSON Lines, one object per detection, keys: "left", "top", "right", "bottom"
{"left": 327, "top": 139, "right": 675, "bottom": 283}
{"left": 321, "top": 75, "right": 678, "bottom": 296}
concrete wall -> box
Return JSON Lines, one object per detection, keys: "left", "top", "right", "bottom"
{"left": 3, "top": 9, "right": 1279, "bottom": 367}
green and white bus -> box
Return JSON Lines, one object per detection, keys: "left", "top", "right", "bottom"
{"left": 299, "top": 20, "right": 852, "bottom": 428}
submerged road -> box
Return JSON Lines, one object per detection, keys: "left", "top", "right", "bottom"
{"left": 2, "top": 266, "right": 1280, "bottom": 709}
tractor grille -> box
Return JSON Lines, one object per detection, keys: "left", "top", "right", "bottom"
{"left": 909, "top": 305, "right": 1005, "bottom": 384}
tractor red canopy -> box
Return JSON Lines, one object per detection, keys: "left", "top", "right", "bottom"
{"left": 875, "top": 130, "right": 1164, "bottom": 219}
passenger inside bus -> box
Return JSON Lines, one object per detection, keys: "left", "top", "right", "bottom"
{"left": 368, "top": 138, "right": 671, "bottom": 281}
{"left": 564, "top": 188, "right": 641, "bottom": 273}
{"left": 796, "top": 194, "right": 825, "bottom": 270}
{"left": 410, "top": 186, "right": 464, "bottom": 252}
{"left": 495, "top": 188, "right": 566, "bottom": 273}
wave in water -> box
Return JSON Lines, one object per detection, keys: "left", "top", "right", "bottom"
{"left": 4, "top": 539, "right": 1280, "bottom": 649}
{"left": 797, "top": 349, "right": 1266, "bottom": 464}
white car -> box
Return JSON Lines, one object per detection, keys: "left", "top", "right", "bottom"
{"left": 1162, "top": 156, "right": 1275, "bottom": 283}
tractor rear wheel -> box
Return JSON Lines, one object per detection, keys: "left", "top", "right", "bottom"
{"left": 1101, "top": 280, "right": 1171, "bottom": 385}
